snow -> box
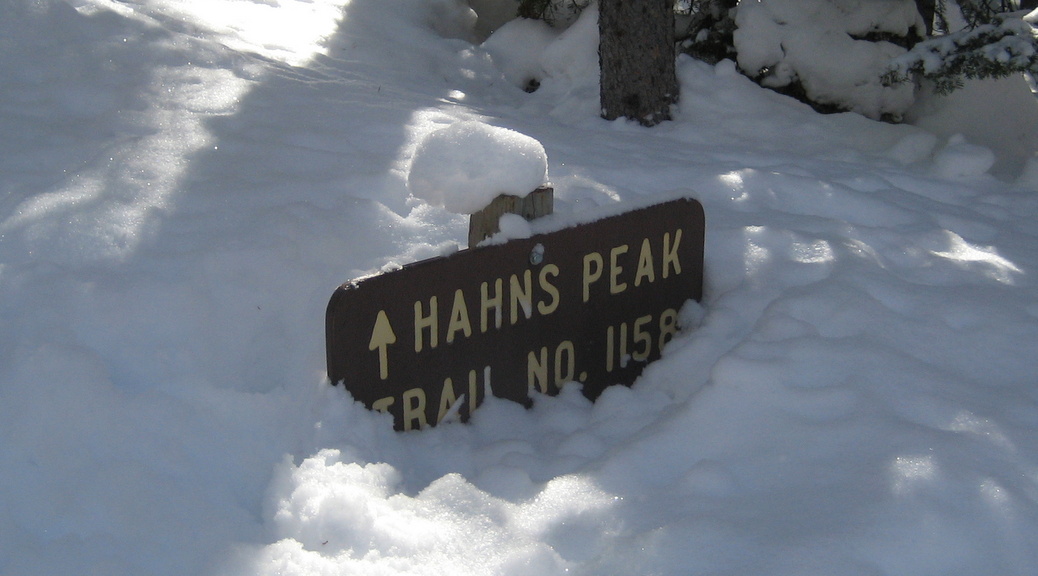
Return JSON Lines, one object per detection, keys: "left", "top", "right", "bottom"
{"left": 1, "top": 1, "right": 1037, "bottom": 575}
{"left": 481, "top": 16, "right": 560, "bottom": 89}
{"left": 733, "top": 0, "right": 923, "bottom": 119}
{"left": 933, "top": 134, "right": 998, "bottom": 178}
{"left": 407, "top": 120, "right": 548, "bottom": 213}
{"left": 907, "top": 74, "right": 1038, "bottom": 177}
{"left": 482, "top": 5, "right": 601, "bottom": 120}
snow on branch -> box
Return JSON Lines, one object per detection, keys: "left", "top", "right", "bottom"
{"left": 884, "top": 13, "right": 1038, "bottom": 94}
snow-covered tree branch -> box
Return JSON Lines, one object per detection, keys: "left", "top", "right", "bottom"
{"left": 885, "top": 11, "right": 1038, "bottom": 94}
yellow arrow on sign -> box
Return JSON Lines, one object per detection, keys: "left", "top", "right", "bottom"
{"left": 368, "top": 309, "right": 397, "bottom": 380}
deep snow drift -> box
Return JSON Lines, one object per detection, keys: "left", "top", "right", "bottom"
{"left": 1, "top": 1, "right": 1037, "bottom": 575}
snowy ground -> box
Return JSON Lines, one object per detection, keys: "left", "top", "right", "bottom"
{"left": 2, "top": 1, "right": 1038, "bottom": 575}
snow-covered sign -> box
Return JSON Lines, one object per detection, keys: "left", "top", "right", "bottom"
{"left": 326, "top": 198, "right": 705, "bottom": 431}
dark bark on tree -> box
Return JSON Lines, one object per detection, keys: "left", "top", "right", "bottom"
{"left": 915, "top": 0, "right": 936, "bottom": 35}
{"left": 599, "top": 0, "right": 678, "bottom": 127}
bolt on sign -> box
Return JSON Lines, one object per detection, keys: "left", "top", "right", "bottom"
{"left": 326, "top": 198, "right": 705, "bottom": 431}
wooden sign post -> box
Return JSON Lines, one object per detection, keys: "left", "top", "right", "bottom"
{"left": 467, "top": 186, "right": 554, "bottom": 247}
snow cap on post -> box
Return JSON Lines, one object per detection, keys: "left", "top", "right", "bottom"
{"left": 407, "top": 120, "right": 549, "bottom": 214}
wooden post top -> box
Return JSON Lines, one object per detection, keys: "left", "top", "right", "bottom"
{"left": 467, "top": 186, "right": 554, "bottom": 248}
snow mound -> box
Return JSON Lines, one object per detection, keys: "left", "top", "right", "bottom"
{"left": 539, "top": 4, "right": 599, "bottom": 83}
{"left": 933, "top": 135, "right": 996, "bottom": 179}
{"left": 481, "top": 5, "right": 600, "bottom": 120}
{"left": 407, "top": 120, "right": 548, "bottom": 214}
{"left": 481, "top": 17, "right": 559, "bottom": 90}
{"left": 733, "top": 0, "right": 921, "bottom": 119}
{"left": 907, "top": 75, "right": 1038, "bottom": 178}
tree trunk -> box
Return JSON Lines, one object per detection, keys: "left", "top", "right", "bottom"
{"left": 599, "top": 0, "right": 678, "bottom": 127}
{"left": 915, "top": 0, "right": 936, "bottom": 35}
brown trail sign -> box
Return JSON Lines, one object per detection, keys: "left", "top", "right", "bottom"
{"left": 326, "top": 198, "right": 705, "bottom": 431}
